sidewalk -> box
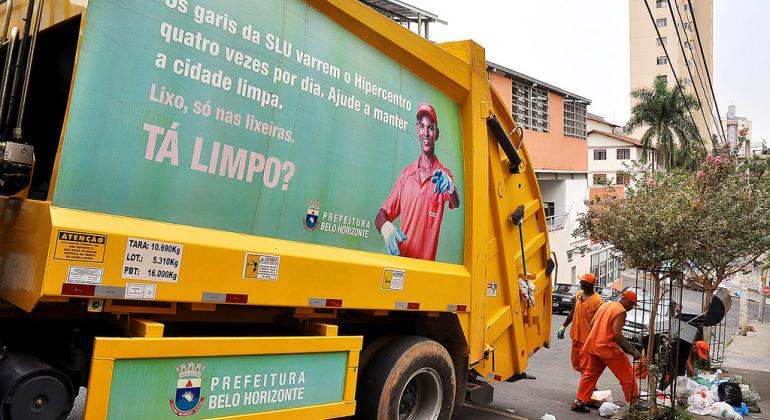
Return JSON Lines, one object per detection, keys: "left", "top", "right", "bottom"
{"left": 722, "top": 321, "right": 770, "bottom": 418}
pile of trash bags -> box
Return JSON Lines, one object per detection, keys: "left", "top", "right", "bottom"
{"left": 680, "top": 371, "right": 761, "bottom": 419}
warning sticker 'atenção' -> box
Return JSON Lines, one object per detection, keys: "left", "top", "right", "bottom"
{"left": 54, "top": 231, "right": 107, "bottom": 263}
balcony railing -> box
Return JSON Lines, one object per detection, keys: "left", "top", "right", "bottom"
{"left": 546, "top": 213, "right": 568, "bottom": 232}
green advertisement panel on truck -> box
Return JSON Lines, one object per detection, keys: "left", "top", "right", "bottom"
{"left": 0, "top": 0, "right": 554, "bottom": 418}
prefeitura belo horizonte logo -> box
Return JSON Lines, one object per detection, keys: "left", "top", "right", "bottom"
{"left": 304, "top": 200, "right": 320, "bottom": 231}
{"left": 170, "top": 362, "right": 206, "bottom": 416}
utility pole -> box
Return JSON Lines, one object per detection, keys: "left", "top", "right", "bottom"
{"left": 739, "top": 276, "right": 748, "bottom": 335}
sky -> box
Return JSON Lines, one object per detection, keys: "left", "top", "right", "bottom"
{"left": 407, "top": 0, "right": 769, "bottom": 144}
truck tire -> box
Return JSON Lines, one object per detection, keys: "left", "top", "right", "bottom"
{"left": 358, "top": 335, "right": 455, "bottom": 420}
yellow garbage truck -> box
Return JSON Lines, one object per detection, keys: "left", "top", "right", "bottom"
{"left": 0, "top": 0, "right": 553, "bottom": 418}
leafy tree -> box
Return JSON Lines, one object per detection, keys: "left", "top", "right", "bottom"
{"left": 577, "top": 153, "right": 770, "bottom": 402}
{"left": 576, "top": 169, "right": 694, "bottom": 372}
{"left": 626, "top": 77, "right": 703, "bottom": 170}
{"left": 685, "top": 152, "right": 770, "bottom": 311}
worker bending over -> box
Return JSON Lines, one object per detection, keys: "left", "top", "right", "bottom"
{"left": 557, "top": 273, "right": 603, "bottom": 374}
{"left": 571, "top": 290, "right": 641, "bottom": 413}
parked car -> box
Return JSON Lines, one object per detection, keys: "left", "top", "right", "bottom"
{"left": 552, "top": 283, "right": 579, "bottom": 314}
{"left": 615, "top": 286, "right": 680, "bottom": 349}
{"left": 595, "top": 286, "right": 621, "bottom": 301}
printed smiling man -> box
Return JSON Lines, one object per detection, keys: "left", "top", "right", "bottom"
{"left": 375, "top": 103, "right": 460, "bottom": 261}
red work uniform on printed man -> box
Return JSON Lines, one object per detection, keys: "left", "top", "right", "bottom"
{"left": 577, "top": 300, "right": 639, "bottom": 403}
{"left": 570, "top": 289, "right": 603, "bottom": 373}
{"left": 380, "top": 158, "right": 457, "bottom": 260}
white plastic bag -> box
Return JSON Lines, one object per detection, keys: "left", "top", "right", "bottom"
{"left": 739, "top": 384, "right": 751, "bottom": 399}
{"left": 674, "top": 376, "right": 701, "bottom": 398}
{"left": 598, "top": 402, "right": 620, "bottom": 417}
{"left": 709, "top": 401, "right": 743, "bottom": 420}
{"left": 591, "top": 389, "right": 613, "bottom": 403}
{"left": 540, "top": 414, "right": 556, "bottom": 420}
{"left": 687, "top": 392, "right": 711, "bottom": 415}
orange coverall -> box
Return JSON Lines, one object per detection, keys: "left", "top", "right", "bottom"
{"left": 576, "top": 301, "right": 639, "bottom": 403}
{"left": 570, "top": 290, "right": 603, "bottom": 373}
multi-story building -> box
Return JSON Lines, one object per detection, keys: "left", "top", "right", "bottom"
{"left": 587, "top": 114, "right": 658, "bottom": 199}
{"left": 721, "top": 105, "right": 754, "bottom": 157}
{"left": 629, "top": 0, "right": 716, "bottom": 146}
{"left": 488, "top": 63, "right": 620, "bottom": 287}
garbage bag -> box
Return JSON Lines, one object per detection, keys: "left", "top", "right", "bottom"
{"left": 687, "top": 392, "right": 712, "bottom": 415}
{"left": 718, "top": 382, "right": 743, "bottom": 406}
{"left": 739, "top": 384, "right": 751, "bottom": 399}
{"left": 675, "top": 376, "right": 702, "bottom": 398}
{"left": 540, "top": 414, "right": 556, "bottom": 420}
{"left": 709, "top": 401, "right": 743, "bottom": 420}
{"left": 633, "top": 359, "right": 648, "bottom": 380}
{"left": 598, "top": 402, "right": 620, "bottom": 417}
{"left": 591, "top": 389, "right": 613, "bottom": 403}
{"left": 747, "top": 392, "right": 761, "bottom": 404}
{"left": 731, "top": 402, "right": 748, "bottom": 416}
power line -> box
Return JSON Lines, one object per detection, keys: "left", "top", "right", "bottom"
{"left": 672, "top": 0, "right": 724, "bottom": 146}
{"left": 666, "top": 0, "right": 717, "bottom": 148}
{"left": 642, "top": 0, "right": 707, "bottom": 154}
{"left": 686, "top": 0, "right": 728, "bottom": 144}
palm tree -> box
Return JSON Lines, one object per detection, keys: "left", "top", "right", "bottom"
{"left": 626, "top": 77, "right": 703, "bottom": 170}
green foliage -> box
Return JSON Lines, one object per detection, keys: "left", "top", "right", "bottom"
{"left": 625, "top": 405, "right": 693, "bottom": 420}
{"left": 626, "top": 77, "right": 704, "bottom": 170}
{"left": 577, "top": 152, "right": 770, "bottom": 304}
{"left": 576, "top": 167, "right": 694, "bottom": 273}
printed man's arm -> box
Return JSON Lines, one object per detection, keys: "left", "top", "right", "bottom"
{"left": 375, "top": 209, "right": 389, "bottom": 233}
{"left": 449, "top": 188, "right": 460, "bottom": 208}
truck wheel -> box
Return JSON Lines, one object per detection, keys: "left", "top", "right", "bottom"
{"left": 358, "top": 335, "right": 455, "bottom": 420}
{"left": 0, "top": 353, "right": 74, "bottom": 420}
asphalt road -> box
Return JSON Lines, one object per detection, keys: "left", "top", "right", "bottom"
{"left": 67, "top": 277, "right": 763, "bottom": 420}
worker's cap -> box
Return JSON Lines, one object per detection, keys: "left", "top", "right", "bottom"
{"left": 694, "top": 340, "right": 709, "bottom": 359}
{"left": 416, "top": 103, "right": 438, "bottom": 124}
{"left": 578, "top": 273, "right": 597, "bottom": 284}
{"left": 621, "top": 290, "right": 639, "bottom": 306}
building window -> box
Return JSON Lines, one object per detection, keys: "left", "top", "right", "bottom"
{"left": 656, "top": 18, "right": 667, "bottom": 27}
{"left": 617, "top": 148, "right": 630, "bottom": 160}
{"left": 593, "top": 173, "right": 607, "bottom": 184}
{"left": 656, "top": 0, "right": 667, "bottom": 8}
{"left": 656, "top": 74, "right": 667, "bottom": 82}
{"left": 564, "top": 100, "right": 587, "bottom": 139}
{"left": 589, "top": 250, "right": 622, "bottom": 287}
{"left": 656, "top": 37, "right": 667, "bottom": 46}
{"left": 594, "top": 149, "right": 607, "bottom": 160}
{"left": 683, "top": 22, "right": 692, "bottom": 31}
{"left": 543, "top": 201, "right": 555, "bottom": 218}
{"left": 531, "top": 87, "right": 549, "bottom": 132}
{"left": 657, "top": 56, "right": 669, "bottom": 65}
{"left": 616, "top": 173, "right": 631, "bottom": 185}
{"left": 511, "top": 80, "right": 549, "bottom": 133}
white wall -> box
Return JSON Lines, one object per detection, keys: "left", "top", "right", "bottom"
{"left": 538, "top": 177, "right": 590, "bottom": 285}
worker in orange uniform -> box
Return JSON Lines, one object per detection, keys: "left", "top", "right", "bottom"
{"left": 556, "top": 273, "right": 603, "bottom": 374}
{"left": 571, "top": 290, "right": 641, "bottom": 413}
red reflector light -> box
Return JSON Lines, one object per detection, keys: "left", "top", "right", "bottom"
{"left": 326, "top": 299, "right": 343, "bottom": 307}
{"left": 407, "top": 302, "right": 420, "bottom": 310}
{"left": 456, "top": 305, "right": 467, "bottom": 312}
{"left": 225, "top": 294, "right": 248, "bottom": 304}
{"left": 61, "top": 284, "right": 95, "bottom": 296}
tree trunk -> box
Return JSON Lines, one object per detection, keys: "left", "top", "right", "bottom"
{"left": 646, "top": 272, "right": 662, "bottom": 414}
{"left": 703, "top": 285, "right": 715, "bottom": 342}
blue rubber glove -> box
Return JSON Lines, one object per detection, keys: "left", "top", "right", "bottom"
{"left": 380, "top": 221, "right": 407, "bottom": 256}
{"left": 557, "top": 326, "right": 566, "bottom": 340}
{"left": 431, "top": 169, "right": 454, "bottom": 194}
